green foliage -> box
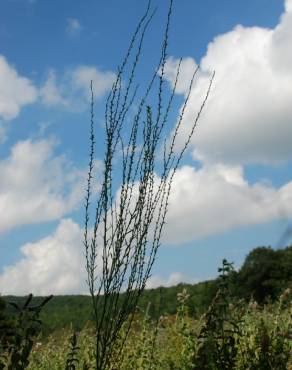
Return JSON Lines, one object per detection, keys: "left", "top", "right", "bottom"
{"left": 2, "top": 284, "right": 214, "bottom": 336}
{"left": 193, "top": 260, "right": 242, "bottom": 370}
{"left": 65, "top": 333, "right": 81, "bottom": 370}
{"left": 4, "top": 295, "right": 93, "bottom": 335}
{"left": 174, "top": 289, "right": 197, "bottom": 370}
{"left": 237, "top": 246, "right": 292, "bottom": 302}
{"left": 27, "top": 325, "right": 96, "bottom": 370}
{"left": 115, "top": 305, "right": 160, "bottom": 370}
{"left": 1, "top": 246, "right": 291, "bottom": 369}
{"left": 235, "top": 288, "right": 292, "bottom": 369}
{"left": 11, "top": 286, "right": 290, "bottom": 370}
{"left": 0, "top": 294, "right": 52, "bottom": 370}
{"left": 0, "top": 296, "right": 16, "bottom": 369}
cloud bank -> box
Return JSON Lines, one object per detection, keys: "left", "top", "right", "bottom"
{"left": 164, "top": 165, "right": 292, "bottom": 244}
{"left": 165, "top": 1, "right": 292, "bottom": 165}
{"left": 0, "top": 219, "right": 86, "bottom": 295}
{"left": 0, "top": 138, "right": 85, "bottom": 233}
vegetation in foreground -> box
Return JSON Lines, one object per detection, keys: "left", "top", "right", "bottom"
{"left": 24, "top": 287, "right": 291, "bottom": 370}
{"left": 1, "top": 248, "right": 291, "bottom": 369}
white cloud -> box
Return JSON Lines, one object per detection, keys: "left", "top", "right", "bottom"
{"left": 163, "top": 164, "right": 292, "bottom": 245}
{"left": 40, "top": 66, "right": 115, "bottom": 110}
{"left": 163, "top": 57, "right": 198, "bottom": 95}
{"left": 269, "top": 9, "right": 292, "bottom": 73}
{"left": 0, "top": 138, "right": 85, "bottom": 233}
{"left": 66, "top": 18, "right": 82, "bottom": 36}
{"left": 0, "top": 219, "right": 87, "bottom": 295}
{"left": 71, "top": 66, "right": 115, "bottom": 100}
{"left": 111, "top": 161, "right": 292, "bottom": 245}
{"left": 3, "top": 162, "right": 292, "bottom": 293}
{"left": 0, "top": 55, "right": 37, "bottom": 120}
{"left": 0, "top": 218, "right": 194, "bottom": 295}
{"left": 0, "top": 55, "right": 114, "bottom": 115}
{"left": 285, "top": 0, "right": 292, "bottom": 12}
{"left": 146, "top": 272, "right": 197, "bottom": 289}
{"left": 165, "top": 2, "right": 292, "bottom": 165}
{"left": 40, "top": 70, "right": 68, "bottom": 107}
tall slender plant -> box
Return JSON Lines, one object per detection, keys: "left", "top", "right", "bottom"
{"left": 84, "top": 0, "right": 214, "bottom": 368}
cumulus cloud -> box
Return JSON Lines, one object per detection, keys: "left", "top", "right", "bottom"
{"left": 163, "top": 57, "right": 198, "bottom": 95}
{"left": 3, "top": 161, "right": 292, "bottom": 293}
{"left": 270, "top": 5, "right": 292, "bottom": 73}
{"left": 165, "top": 3, "right": 292, "bottom": 165}
{"left": 66, "top": 18, "right": 82, "bottom": 36}
{"left": 0, "top": 138, "right": 85, "bottom": 233}
{"left": 40, "top": 66, "right": 115, "bottom": 110}
{"left": 0, "top": 56, "right": 37, "bottom": 121}
{"left": 111, "top": 161, "right": 292, "bottom": 245}
{"left": 146, "top": 272, "right": 198, "bottom": 289}
{"left": 71, "top": 66, "right": 115, "bottom": 100}
{"left": 285, "top": 0, "right": 292, "bottom": 12}
{"left": 0, "top": 218, "right": 194, "bottom": 295}
{"left": 40, "top": 70, "right": 68, "bottom": 107}
{"left": 0, "top": 219, "right": 87, "bottom": 295}
{"left": 163, "top": 164, "right": 292, "bottom": 245}
{"left": 0, "top": 54, "right": 114, "bottom": 116}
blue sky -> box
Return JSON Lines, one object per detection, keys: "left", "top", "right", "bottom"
{"left": 0, "top": 0, "right": 292, "bottom": 295}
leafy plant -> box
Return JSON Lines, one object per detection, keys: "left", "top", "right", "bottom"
{"left": 0, "top": 294, "right": 52, "bottom": 370}
{"left": 65, "top": 333, "right": 80, "bottom": 370}
{"left": 194, "top": 260, "right": 242, "bottom": 370}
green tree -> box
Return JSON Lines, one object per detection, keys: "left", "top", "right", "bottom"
{"left": 238, "top": 246, "right": 292, "bottom": 302}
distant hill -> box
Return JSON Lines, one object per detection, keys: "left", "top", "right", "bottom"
{"left": 2, "top": 245, "right": 291, "bottom": 335}
{"left": 4, "top": 279, "right": 216, "bottom": 335}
